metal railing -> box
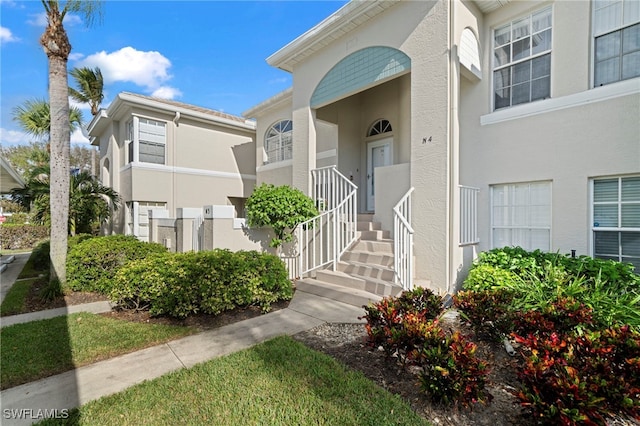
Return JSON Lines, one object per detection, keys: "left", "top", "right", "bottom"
{"left": 393, "top": 187, "right": 414, "bottom": 290}
{"left": 460, "top": 185, "right": 480, "bottom": 246}
{"left": 297, "top": 166, "right": 357, "bottom": 277}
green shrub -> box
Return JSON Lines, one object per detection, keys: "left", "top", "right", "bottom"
{"left": 110, "top": 249, "right": 292, "bottom": 318}
{"left": 463, "top": 264, "right": 519, "bottom": 292}
{"left": 246, "top": 183, "right": 318, "bottom": 248}
{"left": 66, "top": 235, "right": 167, "bottom": 294}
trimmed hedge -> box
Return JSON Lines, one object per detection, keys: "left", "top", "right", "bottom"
{"left": 66, "top": 235, "right": 167, "bottom": 293}
{"left": 0, "top": 224, "right": 49, "bottom": 250}
{"left": 110, "top": 249, "right": 293, "bottom": 318}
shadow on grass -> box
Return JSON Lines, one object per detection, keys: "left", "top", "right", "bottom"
{"left": 0, "top": 252, "right": 78, "bottom": 426}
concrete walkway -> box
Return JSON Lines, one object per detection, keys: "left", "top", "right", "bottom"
{"left": 0, "top": 287, "right": 366, "bottom": 425}
{"left": 0, "top": 252, "right": 31, "bottom": 305}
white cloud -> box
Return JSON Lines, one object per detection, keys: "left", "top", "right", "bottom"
{"left": 71, "top": 127, "right": 90, "bottom": 144}
{"left": 27, "top": 12, "right": 82, "bottom": 28}
{"left": 0, "top": 26, "right": 19, "bottom": 44}
{"left": 0, "top": 128, "right": 30, "bottom": 145}
{"left": 151, "top": 86, "right": 182, "bottom": 100}
{"left": 68, "top": 52, "right": 84, "bottom": 61}
{"left": 76, "top": 47, "right": 174, "bottom": 94}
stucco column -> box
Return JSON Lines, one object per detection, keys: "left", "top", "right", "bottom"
{"left": 409, "top": 0, "right": 450, "bottom": 292}
{"left": 292, "top": 105, "right": 317, "bottom": 195}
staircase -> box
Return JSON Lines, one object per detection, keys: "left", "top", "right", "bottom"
{"left": 296, "top": 214, "right": 403, "bottom": 308}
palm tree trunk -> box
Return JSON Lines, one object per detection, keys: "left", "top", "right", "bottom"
{"left": 48, "top": 56, "right": 70, "bottom": 284}
{"left": 42, "top": 1, "right": 71, "bottom": 285}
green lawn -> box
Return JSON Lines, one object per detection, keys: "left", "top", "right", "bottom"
{"left": 1, "top": 313, "right": 195, "bottom": 389}
{"left": 39, "top": 336, "right": 429, "bottom": 426}
{"left": 0, "top": 278, "right": 36, "bottom": 316}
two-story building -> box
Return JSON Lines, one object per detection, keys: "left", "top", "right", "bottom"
{"left": 88, "top": 92, "right": 256, "bottom": 243}
{"left": 244, "top": 0, "right": 639, "bottom": 295}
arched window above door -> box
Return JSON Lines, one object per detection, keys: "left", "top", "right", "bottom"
{"left": 367, "top": 119, "right": 392, "bottom": 137}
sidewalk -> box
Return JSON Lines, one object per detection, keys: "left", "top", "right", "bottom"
{"left": 0, "top": 288, "right": 366, "bottom": 425}
{"left": 0, "top": 252, "right": 31, "bottom": 305}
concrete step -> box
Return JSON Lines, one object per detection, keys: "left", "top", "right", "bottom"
{"left": 350, "top": 273, "right": 404, "bottom": 297}
{"left": 315, "top": 269, "right": 366, "bottom": 289}
{"left": 296, "top": 278, "right": 382, "bottom": 308}
{"left": 341, "top": 250, "right": 394, "bottom": 267}
{"left": 357, "top": 213, "right": 374, "bottom": 222}
{"left": 357, "top": 221, "right": 382, "bottom": 231}
{"left": 351, "top": 239, "right": 394, "bottom": 254}
{"left": 337, "top": 260, "right": 395, "bottom": 282}
{"left": 357, "top": 230, "right": 390, "bottom": 241}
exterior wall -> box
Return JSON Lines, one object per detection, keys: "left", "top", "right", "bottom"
{"left": 92, "top": 94, "right": 257, "bottom": 241}
{"left": 457, "top": 0, "right": 640, "bottom": 290}
{"left": 374, "top": 163, "right": 411, "bottom": 236}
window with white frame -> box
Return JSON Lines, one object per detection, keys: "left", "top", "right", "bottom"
{"left": 593, "top": 0, "right": 640, "bottom": 87}
{"left": 264, "top": 120, "right": 292, "bottom": 164}
{"left": 126, "top": 201, "right": 167, "bottom": 242}
{"left": 126, "top": 117, "right": 166, "bottom": 164}
{"left": 593, "top": 176, "right": 640, "bottom": 270}
{"left": 491, "top": 181, "right": 551, "bottom": 250}
{"left": 493, "top": 7, "right": 552, "bottom": 110}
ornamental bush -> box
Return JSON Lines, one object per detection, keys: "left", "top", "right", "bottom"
{"left": 66, "top": 235, "right": 167, "bottom": 293}
{"left": 246, "top": 183, "right": 318, "bottom": 248}
{"left": 110, "top": 249, "right": 292, "bottom": 318}
{"left": 362, "top": 288, "right": 490, "bottom": 407}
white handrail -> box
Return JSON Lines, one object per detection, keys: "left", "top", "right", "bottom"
{"left": 297, "top": 166, "right": 357, "bottom": 277}
{"left": 393, "top": 187, "right": 414, "bottom": 290}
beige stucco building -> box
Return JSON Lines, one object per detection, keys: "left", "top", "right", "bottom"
{"left": 245, "top": 0, "right": 640, "bottom": 294}
{"left": 88, "top": 92, "right": 256, "bottom": 243}
{"left": 91, "top": 0, "right": 639, "bottom": 296}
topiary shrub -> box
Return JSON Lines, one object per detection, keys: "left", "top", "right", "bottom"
{"left": 66, "top": 235, "right": 167, "bottom": 294}
{"left": 245, "top": 183, "right": 318, "bottom": 248}
{"left": 109, "top": 249, "right": 292, "bottom": 318}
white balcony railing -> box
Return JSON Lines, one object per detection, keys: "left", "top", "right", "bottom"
{"left": 393, "top": 187, "right": 414, "bottom": 291}
{"left": 297, "top": 166, "right": 357, "bottom": 277}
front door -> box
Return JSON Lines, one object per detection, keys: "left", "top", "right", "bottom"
{"left": 367, "top": 138, "right": 392, "bottom": 211}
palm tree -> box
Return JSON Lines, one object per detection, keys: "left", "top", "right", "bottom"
{"left": 12, "top": 99, "right": 83, "bottom": 141}
{"left": 19, "top": 170, "right": 120, "bottom": 235}
{"left": 40, "top": 0, "right": 102, "bottom": 286}
{"left": 69, "top": 66, "right": 104, "bottom": 116}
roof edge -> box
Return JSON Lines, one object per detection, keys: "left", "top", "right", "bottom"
{"left": 267, "top": 1, "right": 395, "bottom": 72}
{"left": 243, "top": 88, "right": 293, "bottom": 118}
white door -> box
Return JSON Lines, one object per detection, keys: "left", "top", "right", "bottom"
{"left": 367, "top": 138, "right": 392, "bottom": 211}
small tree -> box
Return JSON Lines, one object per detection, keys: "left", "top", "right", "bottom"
{"left": 246, "top": 184, "right": 318, "bottom": 248}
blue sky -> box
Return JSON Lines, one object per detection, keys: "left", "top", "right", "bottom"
{"left": 0, "top": 0, "right": 348, "bottom": 146}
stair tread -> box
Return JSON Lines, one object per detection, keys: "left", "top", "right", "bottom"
{"left": 339, "top": 259, "right": 395, "bottom": 273}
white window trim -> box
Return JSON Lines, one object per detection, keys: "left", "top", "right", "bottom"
{"left": 491, "top": 5, "right": 554, "bottom": 111}
{"left": 128, "top": 116, "right": 167, "bottom": 165}
{"left": 591, "top": 0, "right": 640, "bottom": 88}
{"left": 264, "top": 120, "right": 292, "bottom": 165}
{"left": 481, "top": 77, "right": 639, "bottom": 125}
{"left": 590, "top": 175, "right": 640, "bottom": 262}
{"left": 490, "top": 180, "right": 553, "bottom": 251}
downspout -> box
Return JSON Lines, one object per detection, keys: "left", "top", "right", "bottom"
{"left": 173, "top": 111, "right": 180, "bottom": 218}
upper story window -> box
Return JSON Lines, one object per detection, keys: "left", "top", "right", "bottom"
{"left": 126, "top": 117, "right": 166, "bottom": 165}
{"left": 593, "top": 0, "right": 640, "bottom": 87}
{"left": 493, "top": 7, "right": 552, "bottom": 110}
{"left": 264, "top": 120, "right": 292, "bottom": 164}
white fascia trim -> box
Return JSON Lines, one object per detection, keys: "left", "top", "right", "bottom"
{"left": 267, "top": 1, "right": 398, "bottom": 72}
{"left": 116, "top": 93, "right": 256, "bottom": 131}
{"left": 256, "top": 159, "right": 293, "bottom": 173}
{"left": 119, "top": 162, "right": 257, "bottom": 180}
{"left": 481, "top": 78, "right": 640, "bottom": 126}
{"left": 243, "top": 88, "right": 293, "bottom": 118}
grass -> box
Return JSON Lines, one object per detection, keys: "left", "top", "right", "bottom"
{"left": 39, "top": 336, "right": 430, "bottom": 426}
{"left": 1, "top": 313, "right": 195, "bottom": 390}
{"left": 0, "top": 277, "right": 38, "bottom": 316}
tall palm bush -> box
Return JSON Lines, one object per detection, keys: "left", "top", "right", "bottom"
{"left": 69, "top": 66, "right": 104, "bottom": 116}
